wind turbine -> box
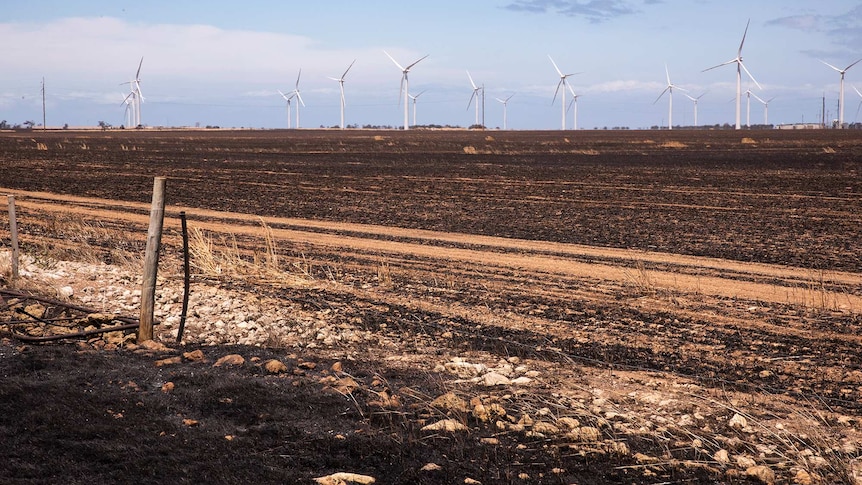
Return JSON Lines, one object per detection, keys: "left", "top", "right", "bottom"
{"left": 653, "top": 64, "right": 686, "bottom": 130}
{"left": 703, "top": 20, "right": 760, "bottom": 130}
{"left": 750, "top": 92, "right": 775, "bottom": 125}
{"left": 549, "top": 55, "right": 579, "bottom": 130}
{"left": 495, "top": 93, "right": 514, "bottom": 130}
{"left": 383, "top": 50, "right": 429, "bottom": 130}
{"left": 328, "top": 60, "right": 356, "bottom": 129}
{"left": 121, "top": 57, "right": 144, "bottom": 127}
{"left": 820, "top": 58, "right": 862, "bottom": 128}
{"left": 408, "top": 90, "right": 426, "bottom": 127}
{"left": 121, "top": 91, "right": 136, "bottom": 128}
{"left": 683, "top": 92, "right": 706, "bottom": 127}
{"left": 291, "top": 69, "right": 305, "bottom": 128}
{"left": 277, "top": 90, "right": 295, "bottom": 128}
{"left": 566, "top": 88, "right": 580, "bottom": 130}
{"left": 466, "top": 71, "right": 484, "bottom": 126}
{"left": 854, "top": 86, "right": 862, "bottom": 123}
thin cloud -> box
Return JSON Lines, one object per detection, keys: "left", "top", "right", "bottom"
{"left": 504, "top": 0, "right": 654, "bottom": 23}
{"left": 767, "top": 4, "right": 862, "bottom": 55}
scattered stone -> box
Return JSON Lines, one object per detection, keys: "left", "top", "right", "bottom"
{"left": 532, "top": 421, "right": 560, "bottom": 435}
{"left": 155, "top": 356, "right": 182, "bottom": 367}
{"left": 735, "top": 455, "right": 757, "bottom": 469}
{"left": 431, "top": 392, "right": 469, "bottom": 414}
{"left": 183, "top": 349, "right": 206, "bottom": 362}
{"left": 331, "top": 361, "right": 343, "bottom": 373}
{"left": 745, "top": 465, "right": 775, "bottom": 484}
{"left": 161, "top": 382, "right": 175, "bottom": 393}
{"left": 298, "top": 361, "right": 317, "bottom": 370}
{"left": 713, "top": 449, "right": 730, "bottom": 465}
{"left": 557, "top": 417, "right": 580, "bottom": 430}
{"left": 58, "top": 286, "right": 74, "bottom": 298}
{"left": 482, "top": 372, "right": 511, "bottom": 387}
{"left": 332, "top": 376, "right": 359, "bottom": 393}
{"left": 421, "top": 419, "right": 468, "bottom": 432}
{"left": 213, "top": 354, "right": 245, "bottom": 367}
{"left": 480, "top": 437, "right": 499, "bottom": 445}
{"left": 313, "top": 472, "right": 376, "bottom": 485}
{"left": 793, "top": 469, "right": 814, "bottom": 485}
{"left": 264, "top": 359, "right": 288, "bottom": 374}
{"left": 463, "top": 478, "right": 481, "bottom": 484}
{"left": 183, "top": 419, "right": 199, "bottom": 427}
{"left": 138, "top": 340, "right": 170, "bottom": 352}
{"left": 420, "top": 463, "right": 441, "bottom": 472}
{"left": 729, "top": 413, "right": 748, "bottom": 430}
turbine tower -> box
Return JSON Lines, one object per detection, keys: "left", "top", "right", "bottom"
{"left": 854, "top": 86, "right": 862, "bottom": 123}
{"left": 383, "top": 50, "right": 429, "bottom": 130}
{"left": 466, "top": 71, "right": 483, "bottom": 126}
{"left": 820, "top": 58, "right": 862, "bottom": 128}
{"left": 683, "top": 92, "right": 706, "bottom": 127}
{"left": 408, "top": 90, "right": 426, "bottom": 127}
{"left": 549, "top": 55, "right": 579, "bottom": 130}
{"left": 495, "top": 93, "right": 514, "bottom": 130}
{"left": 653, "top": 64, "right": 686, "bottom": 130}
{"left": 277, "top": 89, "right": 295, "bottom": 129}
{"left": 703, "top": 20, "right": 760, "bottom": 130}
{"left": 121, "top": 91, "right": 136, "bottom": 128}
{"left": 328, "top": 60, "right": 356, "bottom": 129}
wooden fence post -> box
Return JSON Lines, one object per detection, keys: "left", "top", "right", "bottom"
{"left": 138, "top": 177, "right": 166, "bottom": 343}
{"left": 7, "top": 195, "right": 19, "bottom": 285}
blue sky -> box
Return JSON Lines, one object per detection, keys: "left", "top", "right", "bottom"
{"left": 2, "top": 1, "right": 861, "bottom": 129}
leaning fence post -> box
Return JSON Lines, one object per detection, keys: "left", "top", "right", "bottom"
{"left": 7, "top": 195, "right": 19, "bottom": 285}
{"left": 138, "top": 177, "right": 167, "bottom": 343}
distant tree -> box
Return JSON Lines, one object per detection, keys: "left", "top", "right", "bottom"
{"left": 62, "top": 123, "right": 69, "bottom": 130}
{"left": 22, "top": 120, "right": 35, "bottom": 129}
{"left": 0, "top": 120, "right": 8, "bottom": 129}
{"left": 98, "top": 121, "right": 112, "bottom": 130}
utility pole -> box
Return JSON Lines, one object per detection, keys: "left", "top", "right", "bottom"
{"left": 481, "top": 84, "right": 485, "bottom": 129}
{"left": 41, "top": 77, "right": 46, "bottom": 130}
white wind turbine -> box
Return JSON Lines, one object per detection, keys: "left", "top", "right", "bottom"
{"left": 703, "top": 20, "right": 760, "bottom": 130}
{"left": 291, "top": 69, "right": 305, "bottom": 128}
{"left": 495, "top": 93, "right": 514, "bottom": 130}
{"left": 277, "top": 89, "right": 295, "bottom": 128}
{"left": 653, "top": 64, "right": 686, "bottom": 130}
{"left": 750, "top": 92, "right": 775, "bottom": 125}
{"left": 466, "top": 71, "right": 484, "bottom": 126}
{"left": 329, "top": 60, "right": 356, "bottom": 129}
{"left": 121, "top": 91, "right": 136, "bottom": 128}
{"left": 121, "top": 57, "right": 144, "bottom": 127}
{"left": 383, "top": 50, "right": 429, "bottom": 130}
{"left": 566, "top": 88, "right": 580, "bottom": 130}
{"left": 683, "top": 92, "right": 706, "bottom": 127}
{"left": 408, "top": 90, "right": 426, "bottom": 127}
{"left": 820, "top": 58, "right": 862, "bottom": 128}
{"left": 549, "top": 55, "right": 579, "bottom": 130}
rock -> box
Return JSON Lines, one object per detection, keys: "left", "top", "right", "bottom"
{"left": 713, "top": 449, "right": 730, "bottom": 465}
{"left": 532, "top": 421, "right": 560, "bottom": 435}
{"left": 155, "top": 356, "right": 182, "bottom": 367}
{"left": 138, "top": 340, "right": 170, "bottom": 352}
{"left": 482, "top": 372, "right": 511, "bottom": 387}
{"left": 264, "top": 359, "right": 288, "bottom": 374}
{"left": 183, "top": 349, "right": 206, "bottom": 362}
{"left": 213, "top": 354, "right": 245, "bottom": 367}
{"left": 331, "top": 361, "right": 343, "bottom": 373}
{"left": 463, "top": 478, "right": 481, "bottom": 484}
{"left": 729, "top": 413, "right": 748, "bottom": 430}
{"left": 746, "top": 465, "right": 775, "bottom": 484}
{"left": 58, "top": 286, "right": 74, "bottom": 298}
{"left": 557, "top": 417, "right": 580, "bottom": 430}
{"left": 420, "top": 463, "right": 442, "bottom": 472}
{"left": 431, "top": 392, "right": 469, "bottom": 414}
{"left": 480, "top": 437, "right": 499, "bottom": 445}
{"left": 24, "top": 304, "right": 46, "bottom": 318}
{"left": 735, "top": 455, "right": 757, "bottom": 469}
{"left": 313, "top": 472, "right": 376, "bottom": 485}
{"left": 421, "top": 419, "right": 468, "bottom": 432}
{"left": 793, "top": 469, "right": 815, "bottom": 485}
{"left": 183, "top": 418, "right": 199, "bottom": 427}
{"left": 161, "top": 382, "right": 175, "bottom": 393}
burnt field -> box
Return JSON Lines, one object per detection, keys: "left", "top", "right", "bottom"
{"left": 1, "top": 128, "right": 862, "bottom": 484}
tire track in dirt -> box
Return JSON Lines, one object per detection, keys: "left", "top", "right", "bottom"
{"left": 6, "top": 187, "right": 862, "bottom": 313}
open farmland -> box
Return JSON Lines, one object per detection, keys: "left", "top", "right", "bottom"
{"left": 1, "top": 129, "right": 862, "bottom": 484}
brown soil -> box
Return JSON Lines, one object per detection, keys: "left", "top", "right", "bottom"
{"left": 1, "top": 129, "right": 862, "bottom": 484}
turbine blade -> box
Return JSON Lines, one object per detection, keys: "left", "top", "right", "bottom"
{"left": 855, "top": 85, "right": 862, "bottom": 98}
{"left": 846, "top": 58, "right": 862, "bottom": 72}
{"left": 506, "top": 93, "right": 515, "bottom": 102}
{"left": 548, "top": 55, "right": 563, "bottom": 76}
{"left": 552, "top": 80, "right": 564, "bottom": 105}
{"left": 665, "top": 63, "right": 671, "bottom": 85}
{"left": 466, "top": 70, "right": 477, "bottom": 89}
{"left": 738, "top": 19, "right": 750, "bottom": 57}
{"left": 295, "top": 91, "right": 305, "bottom": 107}
{"left": 740, "top": 61, "right": 762, "bottom": 89}
{"left": 567, "top": 83, "right": 576, "bottom": 98}
{"left": 296, "top": 68, "right": 302, "bottom": 88}
{"left": 405, "top": 54, "right": 429, "bottom": 71}
{"left": 702, "top": 58, "right": 738, "bottom": 72}
{"left": 342, "top": 59, "right": 356, "bottom": 79}
{"left": 136, "top": 57, "right": 143, "bottom": 79}
{"left": 653, "top": 86, "right": 670, "bottom": 104}
{"left": 820, "top": 59, "right": 842, "bottom": 72}
{"left": 383, "top": 50, "right": 405, "bottom": 71}
{"left": 398, "top": 74, "right": 405, "bottom": 106}
{"left": 466, "top": 91, "right": 476, "bottom": 110}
